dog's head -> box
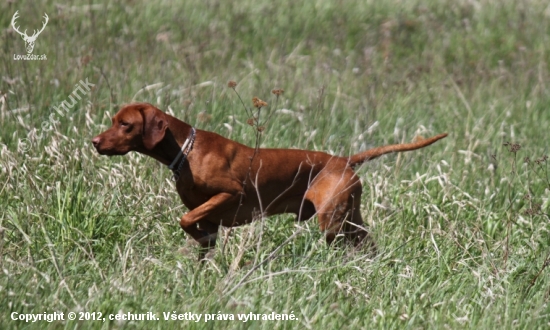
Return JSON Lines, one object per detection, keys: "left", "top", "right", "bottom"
{"left": 92, "top": 103, "right": 168, "bottom": 155}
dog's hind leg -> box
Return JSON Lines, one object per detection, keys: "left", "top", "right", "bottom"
{"left": 305, "top": 168, "right": 369, "bottom": 245}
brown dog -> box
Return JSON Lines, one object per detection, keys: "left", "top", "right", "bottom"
{"left": 92, "top": 103, "right": 447, "bottom": 259}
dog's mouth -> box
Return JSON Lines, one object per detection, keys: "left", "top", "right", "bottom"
{"left": 93, "top": 145, "right": 130, "bottom": 156}
{"left": 95, "top": 148, "right": 127, "bottom": 156}
{"left": 92, "top": 137, "right": 130, "bottom": 156}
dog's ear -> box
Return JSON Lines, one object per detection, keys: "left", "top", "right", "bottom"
{"left": 140, "top": 105, "right": 168, "bottom": 150}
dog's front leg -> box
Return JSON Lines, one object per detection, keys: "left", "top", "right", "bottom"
{"left": 179, "top": 192, "right": 238, "bottom": 260}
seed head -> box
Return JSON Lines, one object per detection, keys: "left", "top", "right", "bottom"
{"left": 228, "top": 80, "right": 237, "bottom": 88}
{"left": 504, "top": 142, "right": 521, "bottom": 153}
{"left": 252, "top": 97, "right": 267, "bottom": 108}
{"left": 272, "top": 89, "right": 284, "bottom": 96}
{"left": 535, "top": 156, "right": 548, "bottom": 165}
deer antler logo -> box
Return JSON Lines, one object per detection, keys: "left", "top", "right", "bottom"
{"left": 11, "top": 11, "right": 49, "bottom": 54}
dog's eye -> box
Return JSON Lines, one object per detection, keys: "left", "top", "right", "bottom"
{"left": 120, "top": 121, "right": 133, "bottom": 132}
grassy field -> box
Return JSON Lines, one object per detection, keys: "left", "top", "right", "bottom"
{"left": 2, "top": 0, "right": 550, "bottom": 328}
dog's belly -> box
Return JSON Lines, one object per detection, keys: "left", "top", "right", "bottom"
{"left": 198, "top": 195, "right": 315, "bottom": 227}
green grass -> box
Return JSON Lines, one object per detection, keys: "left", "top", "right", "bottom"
{"left": 2, "top": 0, "right": 550, "bottom": 328}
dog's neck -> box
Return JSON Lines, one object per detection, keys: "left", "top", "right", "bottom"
{"left": 140, "top": 114, "right": 196, "bottom": 167}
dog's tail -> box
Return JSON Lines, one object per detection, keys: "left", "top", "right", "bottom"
{"left": 348, "top": 133, "right": 448, "bottom": 168}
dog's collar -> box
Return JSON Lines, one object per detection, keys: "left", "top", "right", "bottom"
{"left": 168, "top": 127, "right": 196, "bottom": 181}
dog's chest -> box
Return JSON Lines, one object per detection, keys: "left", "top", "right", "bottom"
{"left": 174, "top": 177, "right": 210, "bottom": 210}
